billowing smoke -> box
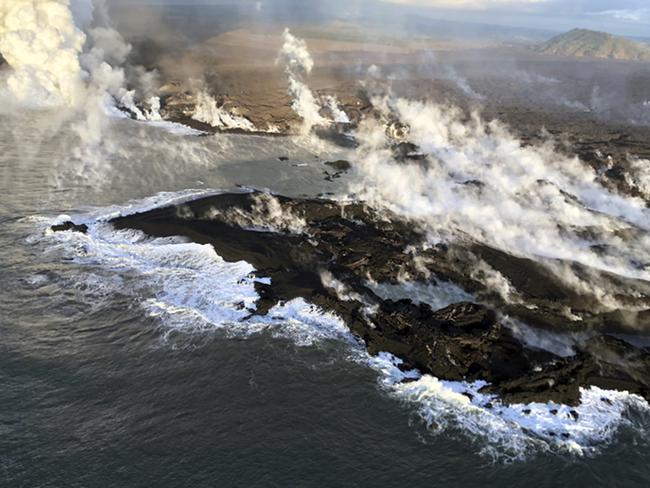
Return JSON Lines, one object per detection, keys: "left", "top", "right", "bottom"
{"left": 278, "top": 27, "right": 314, "bottom": 76}
{"left": 0, "top": 0, "right": 165, "bottom": 171}
{"left": 277, "top": 28, "right": 350, "bottom": 134}
{"left": 323, "top": 95, "right": 351, "bottom": 124}
{"left": 0, "top": 0, "right": 88, "bottom": 106}
{"left": 201, "top": 193, "right": 307, "bottom": 235}
{"left": 349, "top": 95, "right": 650, "bottom": 314}
{"left": 0, "top": 0, "right": 158, "bottom": 113}
{"left": 277, "top": 28, "right": 326, "bottom": 133}
{"left": 192, "top": 91, "right": 256, "bottom": 132}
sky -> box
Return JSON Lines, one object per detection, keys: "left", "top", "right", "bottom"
{"left": 118, "top": 1, "right": 650, "bottom": 38}
{"left": 379, "top": 0, "right": 650, "bottom": 37}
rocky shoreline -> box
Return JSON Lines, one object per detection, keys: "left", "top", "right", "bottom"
{"left": 132, "top": 75, "right": 650, "bottom": 203}
{"left": 53, "top": 191, "right": 650, "bottom": 407}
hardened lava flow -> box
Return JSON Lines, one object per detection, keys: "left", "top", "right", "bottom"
{"left": 54, "top": 191, "right": 650, "bottom": 407}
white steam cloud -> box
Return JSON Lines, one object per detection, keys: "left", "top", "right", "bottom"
{"left": 0, "top": 0, "right": 88, "bottom": 106}
{"left": 278, "top": 28, "right": 349, "bottom": 133}
{"left": 278, "top": 28, "right": 325, "bottom": 133}
{"left": 0, "top": 0, "right": 160, "bottom": 115}
{"left": 192, "top": 91, "right": 256, "bottom": 132}
{"left": 0, "top": 0, "right": 165, "bottom": 171}
{"left": 349, "top": 96, "right": 650, "bottom": 313}
{"left": 200, "top": 193, "right": 307, "bottom": 235}
{"left": 279, "top": 28, "right": 314, "bottom": 76}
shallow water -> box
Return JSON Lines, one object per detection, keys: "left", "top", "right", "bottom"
{"left": 1, "top": 112, "right": 649, "bottom": 487}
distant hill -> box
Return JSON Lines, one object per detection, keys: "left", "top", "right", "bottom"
{"left": 537, "top": 28, "right": 650, "bottom": 62}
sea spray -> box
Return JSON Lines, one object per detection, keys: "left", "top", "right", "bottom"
{"left": 39, "top": 192, "right": 650, "bottom": 461}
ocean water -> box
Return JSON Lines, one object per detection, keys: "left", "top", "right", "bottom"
{"left": 1, "top": 112, "right": 649, "bottom": 487}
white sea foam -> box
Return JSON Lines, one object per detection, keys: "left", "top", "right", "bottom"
{"left": 43, "top": 210, "right": 354, "bottom": 349}
{"left": 138, "top": 119, "right": 206, "bottom": 136}
{"left": 38, "top": 191, "right": 650, "bottom": 462}
{"left": 368, "top": 352, "right": 650, "bottom": 462}
{"left": 47, "top": 221, "right": 260, "bottom": 328}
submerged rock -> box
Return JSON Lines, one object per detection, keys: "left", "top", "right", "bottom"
{"left": 51, "top": 221, "right": 88, "bottom": 234}
{"left": 312, "top": 126, "right": 358, "bottom": 148}
{"left": 324, "top": 160, "right": 352, "bottom": 172}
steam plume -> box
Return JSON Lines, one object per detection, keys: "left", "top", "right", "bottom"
{"left": 350, "top": 96, "right": 650, "bottom": 314}
{"left": 0, "top": 0, "right": 88, "bottom": 106}
{"left": 277, "top": 28, "right": 349, "bottom": 133}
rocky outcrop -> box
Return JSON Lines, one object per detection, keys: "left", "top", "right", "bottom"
{"left": 90, "top": 191, "right": 650, "bottom": 406}
{"left": 51, "top": 221, "right": 88, "bottom": 234}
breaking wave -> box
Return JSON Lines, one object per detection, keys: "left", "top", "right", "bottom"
{"left": 37, "top": 191, "right": 650, "bottom": 462}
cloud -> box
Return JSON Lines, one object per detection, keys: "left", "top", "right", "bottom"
{"left": 592, "top": 8, "right": 650, "bottom": 22}
{"left": 382, "top": 0, "right": 550, "bottom": 9}
{"left": 376, "top": 0, "right": 650, "bottom": 35}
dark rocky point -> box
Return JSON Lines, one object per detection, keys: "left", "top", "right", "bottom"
{"left": 51, "top": 221, "right": 88, "bottom": 234}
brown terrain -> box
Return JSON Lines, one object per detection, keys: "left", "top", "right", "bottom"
{"left": 140, "top": 26, "right": 650, "bottom": 202}
{"left": 152, "top": 27, "right": 459, "bottom": 131}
